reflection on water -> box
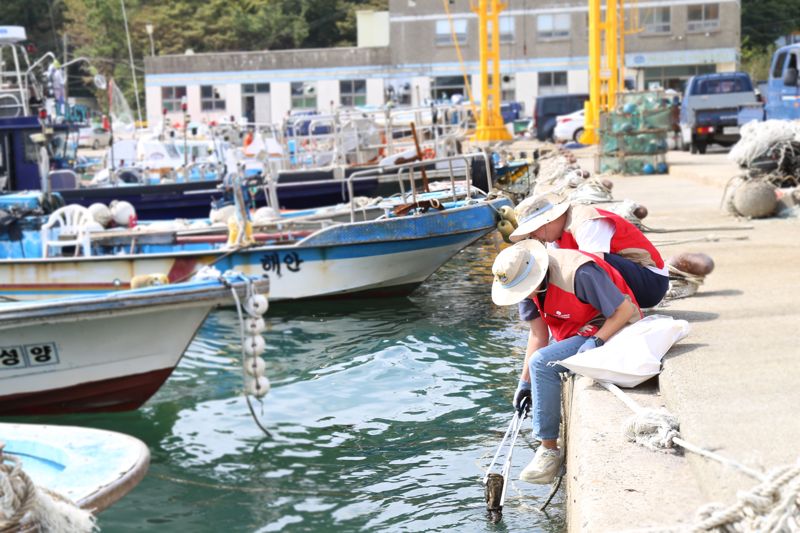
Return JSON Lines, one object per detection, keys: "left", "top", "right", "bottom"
{"left": 15, "top": 235, "right": 566, "bottom": 532}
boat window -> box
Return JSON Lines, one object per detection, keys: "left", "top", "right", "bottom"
{"left": 0, "top": 135, "right": 7, "bottom": 191}
{"left": 164, "top": 143, "right": 180, "bottom": 158}
{"left": 23, "top": 130, "right": 39, "bottom": 164}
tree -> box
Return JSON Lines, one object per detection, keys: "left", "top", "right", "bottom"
{"left": 741, "top": 0, "right": 799, "bottom": 50}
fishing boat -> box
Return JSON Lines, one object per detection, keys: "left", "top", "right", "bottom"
{"left": 0, "top": 274, "right": 269, "bottom": 415}
{"left": 0, "top": 422, "right": 150, "bottom": 514}
{"left": 0, "top": 155, "right": 512, "bottom": 303}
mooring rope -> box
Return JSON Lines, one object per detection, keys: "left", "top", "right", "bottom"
{"left": 598, "top": 382, "right": 800, "bottom": 531}
{"left": 0, "top": 444, "right": 95, "bottom": 533}
{"left": 227, "top": 276, "right": 272, "bottom": 438}
{"left": 651, "top": 235, "right": 749, "bottom": 247}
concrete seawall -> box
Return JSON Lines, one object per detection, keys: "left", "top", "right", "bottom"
{"left": 565, "top": 150, "right": 800, "bottom": 531}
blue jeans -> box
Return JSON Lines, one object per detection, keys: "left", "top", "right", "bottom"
{"left": 529, "top": 335, "right": 587, "bottom": 440}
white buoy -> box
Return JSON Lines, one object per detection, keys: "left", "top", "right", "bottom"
{"left": 245, "top": 294, "right": 269, "bottom": 316}
{"left": 244, "top": 317, "right": 266, "bottom": 335}
{"left": 243, "top": 356, "right": 266, "bottom": 377}
{"left": 88, "top": 203, "right": 112, "bottom": 227}
{"left": 243, "top": 335, "right": 266, "bottom": 357}
{"left": 109, "top": 200, "right": 136, "bottom": 227}
{"left": 245, "top": 375, "right": 271, "bottom": 397}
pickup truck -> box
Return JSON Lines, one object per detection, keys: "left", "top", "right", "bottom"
{"left": 679, "top": 72, "right": 762, "bottom": 154}
{"left": 766, "top": 44, "right": 800, "bottom": 120}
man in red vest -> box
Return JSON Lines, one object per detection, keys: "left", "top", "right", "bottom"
{"left": 509, "top": 193, "right": 668, "bottom": 309}
{"left": 491, "top": 239, "right": 642, "bottom": 484}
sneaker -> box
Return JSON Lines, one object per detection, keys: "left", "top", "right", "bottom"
{"left": 519, "top": 446, "right": 564, "bottom": 484}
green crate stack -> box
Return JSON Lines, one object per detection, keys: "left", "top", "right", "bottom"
{"left": 597, "top": 90, "right": 672, "bottom": 175}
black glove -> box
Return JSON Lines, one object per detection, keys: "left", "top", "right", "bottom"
{"left": 513, "top": 379, "right": 531, "bottom": 411}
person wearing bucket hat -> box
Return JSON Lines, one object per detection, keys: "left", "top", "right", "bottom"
{"left": 491, "top": 240, "right": 642, "bottom": 484}
{"left": 510, "top": 193, "right": 668, "bottom": 309}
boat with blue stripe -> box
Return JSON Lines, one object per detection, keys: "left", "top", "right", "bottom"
{"left": 0, "top": 156, "right": 512, "bottom": 302}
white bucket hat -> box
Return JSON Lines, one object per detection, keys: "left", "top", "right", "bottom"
{"left": 491, "top": 240, "right": 550, "bottom": 306}
{"left": 509, "top": 193, "right": 570, "bottom": 243}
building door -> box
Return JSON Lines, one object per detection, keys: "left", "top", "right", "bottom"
{"left": 255, "top": 92, "right": 270, "bottom": 123}
{"left": 241, "top": 83, "right": 271, "bottom": 124}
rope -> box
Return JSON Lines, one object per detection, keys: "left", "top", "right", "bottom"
{"left": 442, "top": 0, "right": 477, "bottom": 119}
{"left": 0, "top": 444, "right": 95, "bottom": 533}
{"left": 597, "top": 382, "right": 800, "bottom": 531}
{"left": 229, "top": 278, "right": 272, "bottom": 439}
{"left": 652, "top": 235, "right": 749, "bottom": 247}
{"left": 663, "top": 264, "right": 705, "bottom": 301}
{"left": 639, "top": 223, "right": 754, "bottom": 234}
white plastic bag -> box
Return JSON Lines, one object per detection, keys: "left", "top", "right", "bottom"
{"left": 558, "top": 315, "right": 690, "bottom": 388}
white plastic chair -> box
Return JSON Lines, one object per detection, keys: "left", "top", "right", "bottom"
{"left": 41, "top": 204, "right": 95, "bottom": 258}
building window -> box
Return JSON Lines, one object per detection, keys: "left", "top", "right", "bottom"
{"left": 643, "top": 64, "right": 716, "bottom": 91}
{"left": 161, "top": 86, "right": 186, "bottom": 112}
{"left": 538, "top": 71, "right": 567, "bottom": 95}
{"left": 537, "top": 13, "right": 570, "bottom": 40}
{"left": 432, "top": 76, "right": 467, "bottom": 101}
{"left": 488, "top": 16, "right": 515, "bottom": 43}
{"left": 641, "top": 7, "right": 670, "bottom": 34}
{"left": 241, "top": 83, "right": 270, "bottom": 95}
{"left": 340, "top": 80, "right": 367, "bottom": 107}
{"left": 200, "top": 85, "right": 225, "bottom": 111}
{"left": 687, "top": 4, "right": 719, "bottom": 32}
{"left": 436, "top": 19, "right": 467, "bottom": 45}
{"left": 291, "top": 81, "right": 317, "bottom": 109}
{"left": 501, "top": 74, "right": 515, "bottom": 102}
{"left": 386, "top": 80, "right": 412, "bottom": 105}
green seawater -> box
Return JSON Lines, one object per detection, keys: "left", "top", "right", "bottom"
{"left": 22, "top": 236, "right": 566, "bottom": 532}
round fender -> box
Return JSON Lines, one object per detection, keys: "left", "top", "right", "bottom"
{"left": 497, "top": 220, "right": 514, "bottom": 243}
{"left": 667, "top": 252, "right": 715, "bottom": 276}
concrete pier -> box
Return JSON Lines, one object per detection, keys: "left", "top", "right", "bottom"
{"left": 564, "top": 149, "right": 800, "bottom": 530}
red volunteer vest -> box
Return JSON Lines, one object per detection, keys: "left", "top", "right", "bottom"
{"left": 556, "top": 206, "right": 665, "bottom": 269}
{"left": 531, "top": 249, "right": 642, "bottom": 342}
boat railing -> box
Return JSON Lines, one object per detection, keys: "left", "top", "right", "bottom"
{"left": 344, "top": 151, "right": 491, "bottom": 223}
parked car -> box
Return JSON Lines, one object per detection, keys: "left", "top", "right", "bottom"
{"left": 78, "top": 126, "right": 111, "bottom": 149}
{"left": 679, "top": 72, "right": 761, "bottom": 154}
{"left": 553, "top": 109, "right": 585, "bottom": 142}
{"left": 766, "top": 44, "right": 800, "bottom": 120}
{"left": 529, "top": 93, "right": 588, "bottom": 141}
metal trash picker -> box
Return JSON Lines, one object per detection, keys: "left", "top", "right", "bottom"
{"left": 482, "top": 396, "right": 531, "bottom": 523}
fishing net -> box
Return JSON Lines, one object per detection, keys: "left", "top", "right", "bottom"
{"left": 108, "top": 80, "right": 135, "bottom": 135}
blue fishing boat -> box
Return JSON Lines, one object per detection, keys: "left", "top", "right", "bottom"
{"left": 0, "top": 422, "right": 150, "bottom": 517}
{"left": 0, "top": 159, "right": 512, "bottom": 302}
{"left": 0, "top": 273, "right": 268, "bottom": 414}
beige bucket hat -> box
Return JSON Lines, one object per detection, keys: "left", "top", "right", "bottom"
{"left": 491, "top": 240, "right": 550, "bottom": 306}
{"left": 509, "top": 193, "right": 570, "bottom": 242}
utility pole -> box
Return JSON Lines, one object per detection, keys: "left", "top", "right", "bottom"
{"left": 145, "top": 24, "right": 155, "bottom": 56}
{"left": 472, "top": 0, "right": 511, "bottom": 142}
{"left": 120, "top": 0, "right": 143, "bottom": 126}
{"left": 62, "top": 33, "right": 68, "bottom": 105}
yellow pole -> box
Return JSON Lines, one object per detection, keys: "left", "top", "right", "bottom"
{"left": 607, "top": 0, "right": 619, "bottom": 110}
{"left": 581, "top": 0, "right": 602, "bottom": 144}
{"left": 473, "top": 0, "right": 511, "bottom": 141}
{"left": 619, "top": 0, "right": 627, "bottom": 94}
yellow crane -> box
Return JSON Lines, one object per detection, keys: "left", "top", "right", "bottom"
{"left": 581, "top": 0, "right": 634, "bottom": 144}
{"left": 472, "top": 0, "right": 512, "bottom": 142}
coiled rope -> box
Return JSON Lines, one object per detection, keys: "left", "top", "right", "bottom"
{"left": 0, "top": 443, "right": 95, "bottom": 533}
{"left": 599, "top": 381, "right": 800, "bottom": 531}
